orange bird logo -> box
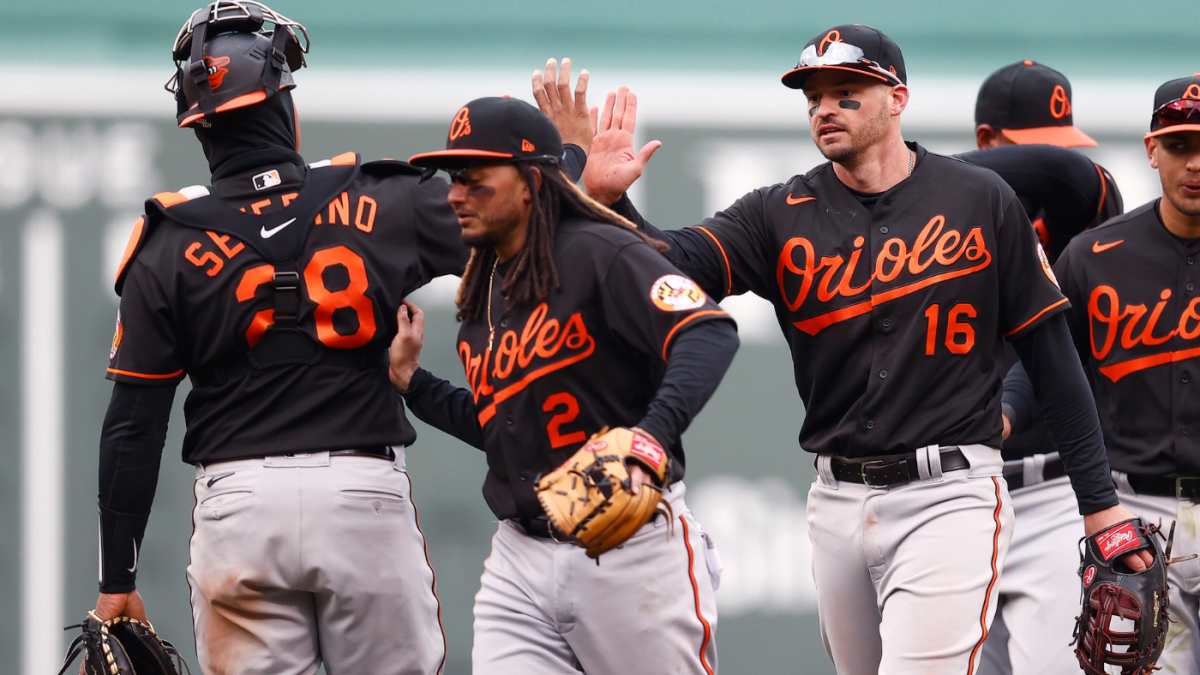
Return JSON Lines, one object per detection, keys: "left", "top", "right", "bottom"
{"left": 204, "top": 56, "right": 230, "bottom": 90}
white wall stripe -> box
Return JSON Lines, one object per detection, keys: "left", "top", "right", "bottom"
{"left": 21, "top": 210, "right": 64, "bottom": 675}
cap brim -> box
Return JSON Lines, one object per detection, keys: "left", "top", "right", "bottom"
{"left": 781, "top": 65, "right": 895, "bottom": 90}
{"left": 1145, "top": 124, "right": 1200, "bottom": 139}
{"left": 407, "top": 149, "right": 516, "bottom": 169}
{"left": 999, "top": 125, "right": 1097, "bottom": 148}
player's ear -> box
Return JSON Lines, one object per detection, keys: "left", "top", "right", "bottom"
{"left": 1145, "top": 137, "right": 1159, "bottom": 169}
{"left": 976, "top": 125, "right": 998, "bottom": 150}
{"left": 889, "top": 84, "right": 909, "bottom": 117}
{"left": 525, "top": 165, "right": 543, "bottom": 200}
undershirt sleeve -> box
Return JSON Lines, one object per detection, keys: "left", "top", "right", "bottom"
{"left": 400, "top": 368, "right": 485, "bottom": 450}
{"left": 1010, "top": 313, "right": 1118, "bottom": 515}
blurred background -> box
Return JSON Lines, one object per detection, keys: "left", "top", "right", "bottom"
{"left": 0, "top": 1, "right": 1194, "bottom": 673}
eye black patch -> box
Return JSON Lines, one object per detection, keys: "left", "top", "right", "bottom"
{"left": 839, "top": 100, "right": 862, "bottom": 110}
{"left": 808, "top": 106, "right": 818, "bottom": 118}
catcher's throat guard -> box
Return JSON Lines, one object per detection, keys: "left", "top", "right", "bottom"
{"left": 58, "top": 611, "right": 189, "bottom": 675}
{"left": 167, "top": 1, "right": 309, "bottom": 128}
{"left": 1073, "top": 517, "right": 1196, "bottom": 675}
{"left": 536, "top": 427, "right": 672, "bottom": 559}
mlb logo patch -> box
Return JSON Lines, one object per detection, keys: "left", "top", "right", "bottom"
{"left": 253, "top": 169, "right": 282, "bottom": 191}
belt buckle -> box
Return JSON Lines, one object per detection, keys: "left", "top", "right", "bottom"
{"left": 860, "top": 460, "right": 886, "bottom": 488}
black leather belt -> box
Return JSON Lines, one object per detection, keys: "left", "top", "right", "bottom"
{"left": 1002, "top": 454, "right": 1067, "bottom": 491}
{"left": 830, "top": 447, "right": 969, "bottom": 488}
{"left": 515, "top": 517, "right": 565, "bottom": 541}
{"left": 1126, "top": 474, "right": 1200, "bottom": 502}
{"left": 207, "top": 446, "right": 394, "bottom": 466}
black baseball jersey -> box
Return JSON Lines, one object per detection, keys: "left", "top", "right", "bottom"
{"left": 108, "top": 153, "right": 468, "bottom": 464}
{"left": 1057, "top": 200, "right": 1200, "bottom": 476}
{"left": 641, "top": 143, "right": 1067, "bottom": 457}
{"left": 444, "top": 219, "right": 730, "bottom": 521}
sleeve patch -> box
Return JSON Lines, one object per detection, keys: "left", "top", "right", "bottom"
{"left": 650, "top": 274, "right": 707, "bottom": 312}
{"left": 1037, "top": 243, "right": 1059, "bottom": 288}
{"left": 109, "top": 309, "right": 122, "bottom": 360}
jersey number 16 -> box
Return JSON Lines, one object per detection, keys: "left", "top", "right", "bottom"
{"left": 235, "top": 245, "right": 377, "bottom": 349}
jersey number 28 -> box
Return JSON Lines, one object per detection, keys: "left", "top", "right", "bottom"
{"left": 235, "top": 245, "right": 377, "bottom": 349}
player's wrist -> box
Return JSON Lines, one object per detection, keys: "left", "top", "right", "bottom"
{"left": 389, "top": 362, "right": 419, "bottom": 392}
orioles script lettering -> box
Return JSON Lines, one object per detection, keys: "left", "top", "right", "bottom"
{"left": 777, "top": 215, "right": 992, "bottom": 335}
{"left": 1088, "top": 285, "right": 1200, "bottom": 382}
{"left": 460, "top": 302, "right": 596, "bottom": 425}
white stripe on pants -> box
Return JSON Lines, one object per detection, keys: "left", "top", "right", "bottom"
{"left": 471, "top": 482, "right": 719, "bottom": 675}
{"left": 807, "top": 444, "right": 1014, "bottom": 675}
{"left": 187, "top": 449, "right": 445, "bottom": 675}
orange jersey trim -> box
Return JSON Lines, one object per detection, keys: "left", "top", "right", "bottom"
{"left": 794, "top": 257, "right": 992, "bottom": 336}
{"left": 680, "top": 516, "right": 716, "bottom": 675}
{"left": 1099, "top": 344, "right": 1200, "bottom": 383}
{"left": 662, "top": 310, "right": 730, "bottom": 362}
{"left": 477, "top": 342, "right": 597, "bottom": 427}
{"left": 115, "top": 217, "right": 146, "bottom": 284}
{"left": 967, "top": 478, "right": 1005, "bottom": 674}
{"left": 1003, "top": 297, "right": 1069, "bottom": 337}
{"left": 106, "top": 367, "right": 185, "bottom": 380}
{"left": 695, "top": 227, "right": 732, "bottom": 296}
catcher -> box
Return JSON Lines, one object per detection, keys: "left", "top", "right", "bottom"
{"left": 389, "top": 96, "right": 738, "bottom": 673}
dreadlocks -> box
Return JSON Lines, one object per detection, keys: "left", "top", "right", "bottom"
{"left": 456, "top": 162, "right": 669, "bottom": 323}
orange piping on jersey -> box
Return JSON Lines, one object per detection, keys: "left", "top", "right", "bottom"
{"left": 1099, "top": 345, "right": 1200, "bottom": 382}
{"left": 330, "top": 151, "right": 356, "bottom": 166}
{"left": 153, "top": 191, "right": 191, "bottom": 208}
{"left": 476, "top": 341, "right": 596, "bottom": 427}
{"left": 1094, "top": 164, "right": 1108, "bottom": 217}
{"left": 115, "top": 217, "right": 146, "bottom": 284}
{"left": 794, "top": 256, "right": 993, "bottom": 336}
{"left": 680, "top": 516, "right": 715, "bottom": 675}
{"left": 1003, "top": 298, "right": 1068, "bottom": 337}
{"left": 661, "top": 310, "right": 730, "bottom": 362}
{"left": 695, "top": 227, "right": 732, "bottom": 296}
{"left": 106, "top": 367, "right": 185, "bottom": 380}
{"left": 967, "top": 478, "right": 1004, "bottom": 674}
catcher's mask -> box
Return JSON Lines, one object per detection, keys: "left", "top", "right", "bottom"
{"left": 166, "top": 1, "right": 309, "bottom": 129}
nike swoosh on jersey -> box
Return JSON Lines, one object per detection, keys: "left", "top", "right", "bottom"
{"left": 260, "top": 217, "right": 297, "bottom": 239}
{"left": 786, "top": 195, "right": 815, "bottom": 205}
{"left": 1092, "top": 239, "right": 1124, "bottom": 253}
{"left": 128, "top": 540, "right": 138, "bottom": 573}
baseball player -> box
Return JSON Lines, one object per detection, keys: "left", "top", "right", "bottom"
{"left": 954, "top": 61, "right": 1125, "bottom": 675}
{"left": 1045, "top": 74, "right": 1200, "bottom": 673}
{"left": 89, "top": 3, "right": 592, "bottom": 674}
{"left": 576, "top": 24, "right": 1147, "bottom": 674}
{"left": 391, "top": 96, "right": 738, "bottom": 674}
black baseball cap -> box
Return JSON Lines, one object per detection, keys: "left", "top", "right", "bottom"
{"left": 409, "top": 96, "right": 564, "bottom": 170}
{"left": 781, "top": 24, "right": 905, "bottom": 90}
{"left": 1146, "top": 74, "right": 1200, "bottom": 139}
{"left": 974, "top": 61, "right": 1095, "bottom": 147}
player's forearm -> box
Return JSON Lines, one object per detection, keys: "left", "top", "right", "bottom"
{"left": 561, "top": 143, "right": 586, "bottom": 183}
{"left": 636, "top": 319, "right": 739, "bottom": 453}
{"left": 610, "top": 194, "right": 730, "bottom": 299}
{"left": 98, "top": 382, "right": 175, "bottom": 593}
{"left": 1001, "top": 361, "right": 1040, "bottom": 435}
{"left": 399, "top": 367, "right": 485, "bottom": 449}
{"left": 1011, "top": 313, "right": 1118, "bottom": 514}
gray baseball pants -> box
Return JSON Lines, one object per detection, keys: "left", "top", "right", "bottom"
{"left": 471, "top": 482, "right": 720, "bottom": 674}
{"left": 187, "top": 449, "right": 445, "bottom": 675}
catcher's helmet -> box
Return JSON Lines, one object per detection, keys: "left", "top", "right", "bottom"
{"left": 167, "top": 1, "right": 309, "bottom": 128}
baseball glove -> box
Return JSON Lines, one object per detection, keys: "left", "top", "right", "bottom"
{"left": 58, "top": 611, "right": 188, "bottom": 675}
{"left": 536, "top": 427, "right": 672, "bottom": 558}
{"left": 1072, "top": 518, "right": 1182, "bottom": 675}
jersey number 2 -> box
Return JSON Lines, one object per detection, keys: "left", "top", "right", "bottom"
{"left": 236, "top": 245, "right": 376, "bottom": 349}
{"left": 543, "top": 392, "right": 587, "bottom": 449}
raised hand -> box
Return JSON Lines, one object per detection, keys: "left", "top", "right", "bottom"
{"left": 389, "top": 300, "right": 425, "bottom": 391}
{"left": 582, "top": 86, "right": 661, "bottom": 206}
{"left": 532, "top": 58, "right": 593, "bottom": 154}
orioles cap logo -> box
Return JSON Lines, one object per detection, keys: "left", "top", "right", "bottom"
{"left": 449, "top": 107, "right": 472, "bottom": 141}
{"left": 817, "top": 30, "right": 842, "bottom": 56}
{"left": 521, "top": 139, "right": 535, "bottom": 152}
{"left": 1184, "top": 84, "right": 1200, "bottom": 100}
{"left": 1049, "top": 85, "right": 1072, "bottom": 119}
{"left": 204, "top": 55, "right": 230, "bottom": 90}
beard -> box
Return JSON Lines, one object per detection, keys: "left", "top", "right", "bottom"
{"left": 816, "top": 102, "right": 893, "bottom": 164}
{"left": 461, "top": 200, "right": 524, "bottom": 249}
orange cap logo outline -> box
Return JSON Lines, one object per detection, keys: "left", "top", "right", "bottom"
{"left": 449, "top": 107, "right": 472, "bottom": 141}
{"left": 1049, "top": 85, "right": 1072, "bottom": 120}
{"left": 204, "top": 55, "right": 230, "bottom": 90}
{"left": 1183, "top": 84, "right": 1200, "bottom": 100}
{"left": 817, "top": 30, "right": 842, "bottom": 56}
